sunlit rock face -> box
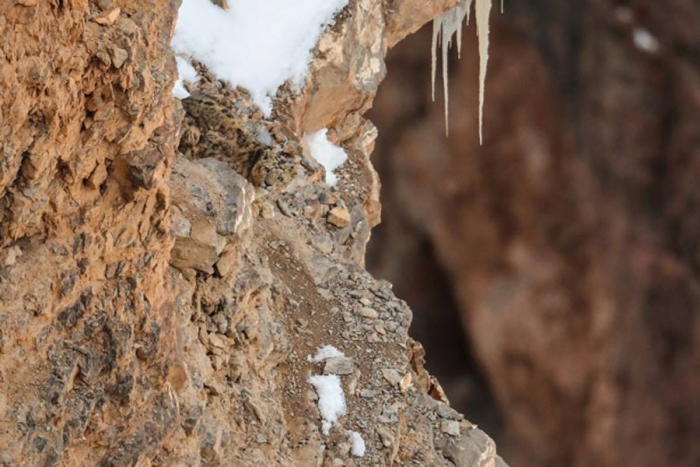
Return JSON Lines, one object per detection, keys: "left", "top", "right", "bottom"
{"left": 0, "top": 1, "right": 507, "bottom": 466}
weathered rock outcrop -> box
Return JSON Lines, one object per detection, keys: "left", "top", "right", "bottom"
{"left": 0, "top": 1, "right": 506, "bottom": 466}
{"left": 1, "top": 2, "right": 180, "bottom": 465}
{"left": 368, "top": 2, "right": 700, "bottom": 466}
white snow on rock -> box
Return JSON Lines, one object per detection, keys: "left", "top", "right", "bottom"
{"left": 172, "top": 0, "right": 349, "bottom": 115}
{"left": 173, "top": 56, "right": 200, "bottom": 99}
{"left": 308, "top": 345, "right": 345, "bottom": 363}
{"left": 302, "top": 129, "right": 348, "bottom": 186}
{"left": 633, "top": 28, "right": 660, "bottom": 53}
{"left": 349, "top": 430, "right": 366, "bottom": 457}
{"left": 308, "top": 374, "right": 346, "bottom": 435}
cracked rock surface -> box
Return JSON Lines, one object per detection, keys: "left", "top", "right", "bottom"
{"left": 0, "top": 1, "right": 506, "bottom": 466}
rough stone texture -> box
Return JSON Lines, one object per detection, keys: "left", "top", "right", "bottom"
{"left": 0, "top": 1, "right": 506, "bottom": 466}
{"left": 0, "top": 2, "right": 180, "bottom": 465}
{"left": 368, "top": 2, "right": 700, "bottom": 467}
{"left": 169, "top": 156, "right": 254, "bottom": 273}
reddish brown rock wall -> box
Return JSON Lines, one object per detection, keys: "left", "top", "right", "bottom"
{"left": 0, "top": 2, "right": 181, "bottom": 465}
{"left": 368, "top": 2, "right": 700, "bottom": 466}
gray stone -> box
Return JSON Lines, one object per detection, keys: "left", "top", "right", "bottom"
{"left": 358, "top": 307, "right": 378, "bottom": 319}
{"left": 441, "top": 420, "right": 461, "bottom": 437}
{"left": 360, "top": 389, "right": 376, "bottom": 398}
{"left": 324, "top": 357, "right": 354, "bottom": 375}
{"left": 381, "top": 369, "right": 402, "bottom": 386}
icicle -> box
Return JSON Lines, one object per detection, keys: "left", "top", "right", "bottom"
{"left": 455, "top": 1, "right": 470, "bottom": 58}
{"left": 442, "top": 21, "right": 449, "bottom": 135}
{"left": 476, "top": 0, "right": 492, "bottom": 145}
{"left": 431, "top": 0, "right": 491, "bottom": 144}
{"left": 431, "top": 18, "right": 441, "bottom": 102}
{"left": 456, "top": 16, "right": 463, "bottom": 58}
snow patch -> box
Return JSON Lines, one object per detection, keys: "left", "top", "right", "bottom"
{"left": 303, "top": 129, "right": 348, "bottom": 186}
{"left": 308, "top": 345, "right": 345, "bottom": 363}
{"left": 172, "top": 0, "right": 349, "bottom": 115}
{"left": 633, "top": 28, "right": 660, "bottom": 53}
{"left": 308, "top": 374, "right": 346, "bottom": 435}
{"left": 173, "top": 56, "right": 200, "bottom": 99}
{"left": 349, "top": 431, "right": 366, "bottom": 457}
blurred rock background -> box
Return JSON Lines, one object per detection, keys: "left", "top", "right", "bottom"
{"left": 366, "top": 1, "right": 700, "bottom": 466}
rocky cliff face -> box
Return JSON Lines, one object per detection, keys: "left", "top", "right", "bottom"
{"left": 368, "top": 1, "right": 700, "bottom": 466}
{"left": 0, "top": 1, "right": 506, "bottom": 466}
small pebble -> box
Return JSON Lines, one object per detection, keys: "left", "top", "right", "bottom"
{"left": 441, "top": 420, "right": 461, "bottom": 437}
{"left": 358, "top": 307, "right": 378, "bottom": 319}
{"left": 360, "top": 389, "right": 376, "bottom": 398}
{"left": 382, "top": 369, "right": 402, "bottom": 386}
{"left": 324, "top": 357, "right": 354, "bottom": 375}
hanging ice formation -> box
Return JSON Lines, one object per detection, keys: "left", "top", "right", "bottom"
{"left": 431, "top": 0, "right": 493, "bottom": 144}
